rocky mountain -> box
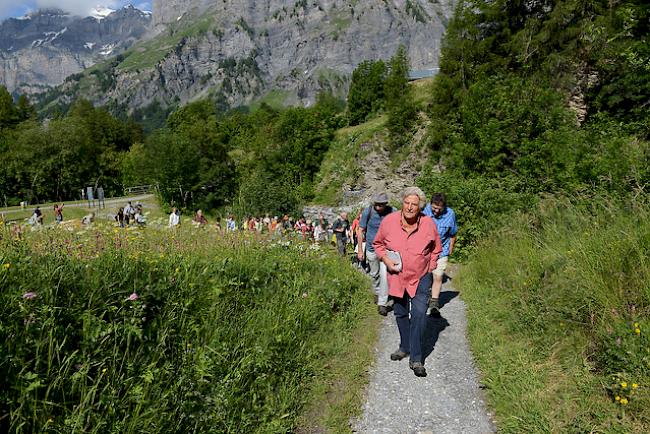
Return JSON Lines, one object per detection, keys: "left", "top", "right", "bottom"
{"left": 37, "top": 0, "right": 454, "bottom": 114}
{"left": 0, "top": 6, "right": 151, "bottom": 95}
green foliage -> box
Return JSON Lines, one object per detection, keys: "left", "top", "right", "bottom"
{"left": 384, "top": 45, "right": 417, "bottom": 148}
{"left": 346, "top": 60, "right": 387, "bottom": 125}
{"left": 123, "top": 101, "right": 236, "bottom": 211}
{"left": 0, "top": 99, "right": 141, "bottom": 204}
{"left": 417, "top": 169, "right": 535, "bottom": 258}
{"left": 0, "top": 226, "right": 371, "bottom": 433}
{"left": 460, "top": 197, "right": 650, "bottom": 431}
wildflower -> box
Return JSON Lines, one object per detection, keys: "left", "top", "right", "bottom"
{"left": 620, "top": 398, "right": 628, "bottom": 405}
{"left": 632, "top": 383, "right": 639, "bottom": 389}
{"left": 175, "top": 267, "right": 180, "bottom": 273}
{"left": 22, "top": 292, "right": 37, "bottom": 300}
{"left": 3, "top": 263, "right": 10, "bottom": 269}
{"left": 621, "top": 382, "right": 627, "bottom": 389}
{"left": 635, "top": 328, "right": 641, "bottom": 335}
{"left": 615, "top": 396, "right": 620, "bottom": 401}
{"left": 102, "top": 368, "right": 107, "bottom": 373}
{"left": 47, "top": 416, "right": 54, "bottom": 424}
{"left": 634, "top": 323, "right": 639, "bottom": 328}
{"left": 127, "top": 292, "right": 139, "bottom": 301}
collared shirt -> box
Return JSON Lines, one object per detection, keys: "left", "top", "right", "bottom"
{"left": 360, "top": 205, "right": 394, "bottom": 252}
{"left": 373, "top": 212, "right": 441, "bottom": 298}
{"left": 422, "top": 205, "right": 457, "bottom": 257}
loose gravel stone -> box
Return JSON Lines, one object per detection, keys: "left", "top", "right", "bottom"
{"left": 352, "top": 285, "right": 495, "bottom": 434}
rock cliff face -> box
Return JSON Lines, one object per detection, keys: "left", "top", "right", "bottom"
{"left": 0, "top": 7, "right": 150, "bottom": 95}
{"left": 38, "top": 0, "right": 454, "bottom": 112}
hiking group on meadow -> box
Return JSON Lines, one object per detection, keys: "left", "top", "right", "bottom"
{"left": 9, "top": 187, "right": 457, "bottom": 378}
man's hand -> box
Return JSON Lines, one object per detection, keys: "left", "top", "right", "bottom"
{"left": 357, "top": 249, "right": 364, "bottom": 261}
{"left": 385, "top": 261, "right": 400, "bottom": 274}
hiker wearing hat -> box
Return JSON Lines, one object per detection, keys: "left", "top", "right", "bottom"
{"left": 357, "top": 192, "right": 395, "bottom": 316}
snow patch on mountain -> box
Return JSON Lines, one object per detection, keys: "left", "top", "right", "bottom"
{"left": 90, "top": 6, "right": 115, "bottom": 20}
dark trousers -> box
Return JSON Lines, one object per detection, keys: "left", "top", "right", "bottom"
{"left": 336, "top": 236, "right": 346, "bottom": 256}
{"left": 393, "top": 272, "right": 432, "bottom": 363}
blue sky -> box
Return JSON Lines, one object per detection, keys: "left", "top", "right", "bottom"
{"left": 0, "top": 1, "right": 152, "bottom": 21}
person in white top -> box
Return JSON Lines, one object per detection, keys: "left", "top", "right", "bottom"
{"left": 168, "top": 207, "right": 180, "bottom": 228}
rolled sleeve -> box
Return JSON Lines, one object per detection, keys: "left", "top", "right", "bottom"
{"left": 372, "top": 221, "right": 388, "bottom": 260}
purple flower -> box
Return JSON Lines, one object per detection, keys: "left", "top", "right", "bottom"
{"left": 22, "top": 292, "right": 37, "bottom": 300}
{"left": 127, "top": 292, "right": 139, "bottom": 301}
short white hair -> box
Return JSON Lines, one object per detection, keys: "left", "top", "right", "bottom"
{"left": 401, "top": 187, "right": 427, "bottom": 209}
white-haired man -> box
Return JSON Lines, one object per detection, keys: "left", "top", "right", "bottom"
{"left": 373, "top": 187, "right": 441, "bottom": 377}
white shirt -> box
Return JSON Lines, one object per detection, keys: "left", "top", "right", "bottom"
{"left": 169, "top": 212, "right": 180, "bottom": 227}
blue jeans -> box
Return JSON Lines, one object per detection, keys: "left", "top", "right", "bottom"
{"left": 393, "top": 272, "right": 432, "bottom": 363}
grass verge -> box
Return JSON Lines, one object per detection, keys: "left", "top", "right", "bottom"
{"left": 297, "top": 300, "right": 380, "bottom": 433}
{"left": 0, "top": 225, "right": 374, "bottom": 433}
{"left": 459, "top": 196, "right": 650, "bottom": 432}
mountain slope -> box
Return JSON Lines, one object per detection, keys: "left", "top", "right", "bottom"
{"left": 37, "top": 0, "right": 454, "bottom": 113}
{"left": 0, "top": 6, "right": 151, "bottom": 95}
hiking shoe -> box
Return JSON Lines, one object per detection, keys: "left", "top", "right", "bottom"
{"left": 390, "top": 350, "right": 409, "bottom": 361}
{"left": 427, "top": 298, "right": 440, "bottom": 316}
{"left": 378, "top": 305, "right": 388, "bottom": 316}
{"left": 409, "top": 361, "right": 427, "bottom": 377}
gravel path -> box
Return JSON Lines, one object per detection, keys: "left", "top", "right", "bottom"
{"left": 353, "top": 282, "right": 495, "bottom": 434}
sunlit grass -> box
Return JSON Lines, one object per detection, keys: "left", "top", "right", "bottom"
{"left": 460, "top": 196, "right": 650, "bottom": 432}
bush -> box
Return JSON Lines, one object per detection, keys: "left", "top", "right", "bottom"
{"left": 417, "top": 169, "right": 536, "bottom": 257}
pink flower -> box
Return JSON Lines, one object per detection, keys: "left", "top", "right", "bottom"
{"left": 22, "top": 292, "right": 37, "bottom": 300}
{"left": 127, "top": 292, "right": 139, "bottom": 301}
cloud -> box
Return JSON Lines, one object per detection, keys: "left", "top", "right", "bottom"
{"left": 35, "top": 0, "right": 120, "bottom": 16}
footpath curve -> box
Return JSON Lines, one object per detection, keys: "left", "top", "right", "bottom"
{"left": 353, "top": 275, "right": 495, "bottom": 433}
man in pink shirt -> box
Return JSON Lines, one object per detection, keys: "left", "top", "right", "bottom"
{"left": 373, "top": 187, "right": 442, "bottom": 377}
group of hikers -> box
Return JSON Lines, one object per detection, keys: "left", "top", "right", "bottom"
{"left": 172, "top": 187, "right": 458, "bottom": 379}
{"left": 9, "top": 187, "right": 456, "bottom": 378}
{"left": 351, "top": 188, "right": 458, "bottom": 378}
{"left": 168, "top": 208, "right": 350, "bottom": 244}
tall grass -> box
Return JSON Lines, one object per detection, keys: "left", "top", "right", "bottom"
{"left": 0, "top": 226, "right": 371, "bottom": 433}
{"left": 460, "top": 196, "right": 650, "bottom": 432}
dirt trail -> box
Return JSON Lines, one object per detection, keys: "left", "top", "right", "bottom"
{"left": 353, "top": 275, "right": 495, "bottom": 433}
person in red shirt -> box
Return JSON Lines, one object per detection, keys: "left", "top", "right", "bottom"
{"left": 373, "top": 186, "right": 441, "bottom": 377}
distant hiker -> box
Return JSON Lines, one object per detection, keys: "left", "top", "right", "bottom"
{"left": 124, "top": 201, "right": 134, "bottom": 225}
{"left": 351, "top": 210, "right": 361, "bottom": 253}
{"left": 332, "top": 211, "right": 350, "bottom": 256}
{"left": 193, "top": 210, "right": 208, "bottom": 227}
{"left": 53, "top": 203, "right": 64, "bottom": 224}
{"left": 423, "top": 192, "right": 458, "bottom": 315}
{"left": 115, "top": 207, "right": 125, "bottom": 227}
{"left": 373, "top": 187, "right": 441, "bottom": 377}
{"left": 226, "top": 215, "right": 237, "bottom": 231}
{"left": 134, "top": 206, "right": 146, "bottom": 227}
{"left": 28, "top": 207, "right": 43, "bottom": 226}
{"left": 169, "top": 207, "right": 180, "bottom": 228}
{"left": 214, "top": 216, "right": 222, "bottom": 231}
{"left": 358, "top": 192, "right": 395, "bottom": 316}
{"left": 81, "top": 212, "right": 95, "bottom": 226}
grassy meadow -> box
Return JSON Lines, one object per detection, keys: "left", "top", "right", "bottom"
{"left": 0, "top": 222, "right": 378, "bottom": 433}
{"left": 460, "top": 197, "right": 650, "bottom": 432}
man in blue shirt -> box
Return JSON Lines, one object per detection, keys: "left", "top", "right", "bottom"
{"left": 423, "top": 192, "right": 458, "bottom": 314}
{"left": 357, "top": 192, "right": 395, "bottom": 316}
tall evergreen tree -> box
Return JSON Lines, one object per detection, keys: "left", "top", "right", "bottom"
{"left": 346, "top": 60, "right": 387, "bottom": 125}
{"left": 385, "top": 45, "right": 417, "bottom": 147}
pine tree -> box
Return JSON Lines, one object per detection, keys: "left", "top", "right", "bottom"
{"left": 384, "top": 45, "right": 417, "bottom": 147}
